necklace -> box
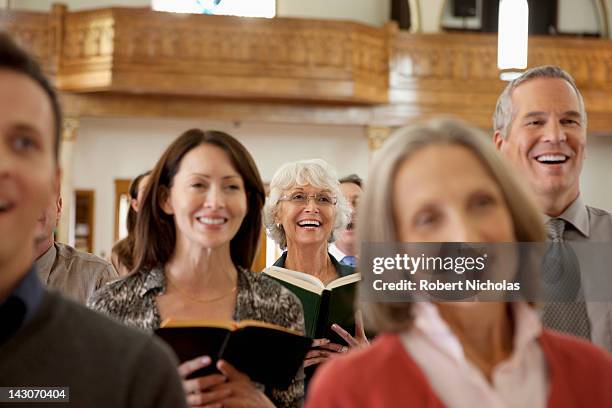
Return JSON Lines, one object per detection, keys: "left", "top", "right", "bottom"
{"left": 165, "top": 275, "right": 237, "bottom": 304}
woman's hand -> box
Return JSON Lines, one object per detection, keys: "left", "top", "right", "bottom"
{"left": 179, "top": 357, "right": 273, "bottom": 408}
{"left": 330, "top": 310, "right": 369, "bottom": 349}
{"left": 304, "top": 311, "right": 370, "bottom": 368}
{"left": 304, "top": 338, "right": 335, "bottom": 367}
{"left": 206, "top": 360, "right": 275, "bottom": 408}
{"left": 178, "top": 355, "right": 231, "bottom": 407}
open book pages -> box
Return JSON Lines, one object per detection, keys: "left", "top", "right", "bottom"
{"left": 264, "top": 266, "right": 361, "bottom": 295}
{"left": 160, "top": 318, "right": 302, "bottom": 335}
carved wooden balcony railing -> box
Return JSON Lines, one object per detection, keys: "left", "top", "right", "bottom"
{"left": 385, "top": 31, "right": 612, "bottom": 129}
{"left": 4, "top": 5, "right": 389, "bottom": 104}
{"left": 4, "top": 5, "right": 612, "bottom": 131}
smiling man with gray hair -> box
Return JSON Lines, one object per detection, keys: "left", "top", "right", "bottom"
{"left": 493, "top": 65, "right": 612, "bottom": 351}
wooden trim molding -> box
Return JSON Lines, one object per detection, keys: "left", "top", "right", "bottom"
{"left": 61, "top": 116, "right": 79, "bottom": 141}
{"left": 367, "top": 126, "right": 393, "bottom": 151}
{"left": 251, "top": 227, "right": 267, "bottom": 273}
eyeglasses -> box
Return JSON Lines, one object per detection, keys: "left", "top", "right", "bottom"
{"left": 279, "top": 192, "right": 338, "bottom": 206}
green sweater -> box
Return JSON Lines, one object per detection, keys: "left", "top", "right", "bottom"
{"left": 0, "top": 290, "right": 186, "bottom": 407}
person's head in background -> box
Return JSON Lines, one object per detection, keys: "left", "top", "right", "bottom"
{"left": 33, "top": 184, "right": 62, "bottom": 259}
{"left": 127, "top": 170, "right": 151, "bottom": 234}
{"left": 111, "top": 170, "right": 151, "bottom": 275}
{"left": 357, "top": 118, "right": 544, "bottom": 332}
{"left": 333, "top": 174, "right": 363, "bottom": 258}
{"left": 493, "top": 65, "right": 587, "bottom": 217}
{"left": 0, "top": 32, "right": 62, "bottom": 298}
{"left": 133, "top": 129, "right": 265, "bottom": 272}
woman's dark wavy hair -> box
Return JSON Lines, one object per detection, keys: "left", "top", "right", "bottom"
{"left": 112, "top": 171, "right": 150, "bottom": 272}
{"left": 133, "top": 129, "right": 265, "bottom": 272}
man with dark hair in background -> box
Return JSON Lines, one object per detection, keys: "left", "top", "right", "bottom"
{"left": 329, "top": 174, "right": 363, "bottom": 267}
{"left": 33, "top": 183, "right": 117, "bottom": 304}
{"left": 0, "top": 32, "right": 186, "bottom": 406}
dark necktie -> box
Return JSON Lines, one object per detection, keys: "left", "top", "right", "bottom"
{"left": 541, "top": 218, "right": 591, "bottom": 340}
{"left": 341, "top": 256, "right": 357, "bottom": 268}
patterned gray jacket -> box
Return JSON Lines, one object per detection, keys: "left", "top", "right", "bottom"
{"left": 89, "top": 266, "right": 305, "bottom": 408}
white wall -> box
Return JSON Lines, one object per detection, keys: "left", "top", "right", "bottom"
{"left": 558, "top": 0, "right": 600, "bottom": 34}
{"left": 581, "top": 135, "right": 612, "bottom": 213}
{"left": 72, "top": 117, "right": 369, "bottom": 258}
{"left": 419, "top": 0, "right": 446, "bottom": 33}
{"left": 277, "top": 0, "right": 389, "bottom": 26}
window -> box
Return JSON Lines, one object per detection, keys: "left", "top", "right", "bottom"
{"left": 152, "top": 0, "right": 276, "bottom": 18}
{"left": 114, "top": 179, "right": 132, "bottom": 243}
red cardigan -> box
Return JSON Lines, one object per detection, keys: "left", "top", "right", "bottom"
{"left": 305, "top": 331, "right": 612, "bottom": 408}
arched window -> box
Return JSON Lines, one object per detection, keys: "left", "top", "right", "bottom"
{"left": 152, "top": 0, "right": 276, "bottom": 18}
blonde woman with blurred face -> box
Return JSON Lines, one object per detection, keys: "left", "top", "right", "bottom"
{"left": 306, "top": 119, "right": 612, "bottom": 408}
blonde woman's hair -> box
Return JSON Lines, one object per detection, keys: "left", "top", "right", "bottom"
{"left": 358, "top": 118, "right": 546, "bottom": 333}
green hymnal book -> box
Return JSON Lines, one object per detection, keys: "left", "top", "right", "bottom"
{"left": 155, "top": 319, "right": 311, "bottom": 388}
{"left": 263, "top": 266, "right": 360, "bottom": 344}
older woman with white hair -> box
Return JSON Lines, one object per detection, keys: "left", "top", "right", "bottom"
{"left": 264, "top": 159, "right": 368, "bottom": 369}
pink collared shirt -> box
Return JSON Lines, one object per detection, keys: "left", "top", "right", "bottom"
{"left": 400, "top": 302, "right": 548, "bottom": 408}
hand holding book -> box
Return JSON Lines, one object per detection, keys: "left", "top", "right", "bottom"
{"left": 179, "top": 356, "right": 274, "bottom": 408}
{"left": 156, "top": 319, "right": 311, "bottom": 388}
{"left": 304, "top": 311, "right": 370, "bottom": 368}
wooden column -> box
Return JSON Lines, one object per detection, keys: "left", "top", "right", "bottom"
{"left": 57, "top": 116, "right": 79, "bottom": 245}
{"left": 366, "top": 125, "right": 393, "bottom": 152}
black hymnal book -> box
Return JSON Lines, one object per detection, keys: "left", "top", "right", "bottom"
{"left": 155, "top": 319, "right": 311, "bottom": 388}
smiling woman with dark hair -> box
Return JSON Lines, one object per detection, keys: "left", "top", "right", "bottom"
{"left": 90, "top": 129, "right": 305, "bottom": 408}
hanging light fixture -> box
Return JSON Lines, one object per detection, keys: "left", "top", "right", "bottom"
{"left": 497, "top": 0, "right": 529, "bottom": 81}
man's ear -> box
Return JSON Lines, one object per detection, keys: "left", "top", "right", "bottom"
{"left": 493, "top": 130, "right": 504, "bottom": 151}
{"left": 159, "top": 186, "right": 174, "bottom": 215}
{"left": 57, "top": 196, "right": 63, "bottom": 217}
{"left": 54, "top": 167, "right": 63, "bottom": 221}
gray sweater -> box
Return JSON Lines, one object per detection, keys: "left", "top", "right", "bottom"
{"left": 0, "top": 290, "right": 186, "bottom": 407}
